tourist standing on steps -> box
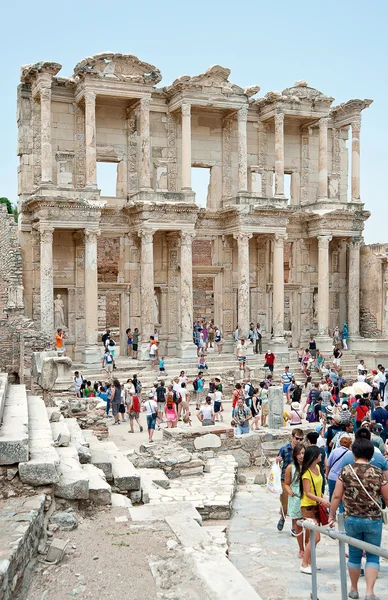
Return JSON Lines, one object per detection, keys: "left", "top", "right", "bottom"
{"left": 215, "top": 327, "right": 223, "bottom": 354}
{"left": 126, "top": 328, "right": 132, "bottom": 357}
{"left": 276, "top": 428, "right": 304, "bottom": 531}
{"left": 236, "top": 339, "right": 247, "bottom": 371}
{"left": 330, "top": 438, "right": 388, "bottom": 600}
{"left": 132, "top": 328, "right": 140, "bottom": 360}
{"left": 149, "top": 336, "right": 157, "bottom": 370}
{"left": 128, "top": 391, "right": 143, "bottom": 434}
{"left": 102, "top": 348, "right": 114, "bottom": 377}
{"left": 299, "top": 446, "right": 330, "bottom": 574}
{"left": 253, "top": 323, "right": 262, "bottom": 354}
{"left": 264, "top": 349, "right": 275, "bottom": 373}
{"left": 234, "top": 397, "right": 252, "bottom": 435}
{"left": 165, "top": 394, "right": 177, "bottom": 428}
{"left": 74, "top": 371, "right": 83, "bottom": 397}
{"left": 284, "top": 443, "right": 305, "bottom": 558}
{"left": 102, "top": 328, "right": 110, "bottom": 350}
{"left": 144, "top": 392, "right": 158, "bottom": 442}
{"left": 156, "top": 380, "right": 166, "bottom": 425}
{"left": 110, "top": 379, "right": 122, "bottom": 425}
{"left": 208, "top": 323, "right": 215, "bottom": 349}
{"left": 341, "top": 322, "right": 348, "bottom": 350}
{"left": 281, "top": 365, "right": 294, "bottom": 404}
{"left": 309, "top": 335, "right": 317, "bottom": 358}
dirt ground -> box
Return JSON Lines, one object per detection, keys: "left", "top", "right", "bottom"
{"left": 24, "top": 507, "right": 170, "bottom": 600}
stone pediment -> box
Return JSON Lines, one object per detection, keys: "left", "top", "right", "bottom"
{"left": 72, "top": 52, "right": 162, "bottom": 85}
{"left": 330, "top": 98, "right": 373, "bottom": 118}
{"left": 21, "top": 61, "right": 62, "bottom": 83}
{"left": 165, "top": 65, "right": 260, "bottom": 98}
{"left": 256, "top": 80, "right": 334, "bottom": 109}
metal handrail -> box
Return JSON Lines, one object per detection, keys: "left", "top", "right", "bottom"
{"left": 297, "top": 516, "right": 388, "bottom": 600}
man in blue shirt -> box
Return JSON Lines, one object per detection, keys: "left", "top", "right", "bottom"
{"left": 275, "top": 428, "right": 304, "bottom": 531}
{"left": 371, "top": 403, "right": 388, "bottom": 442}
{"left": 281, "top": 366, "right": 294, "bottom": 404}
{"left": 340, "top": 427, "right": 388, "bottom": 479}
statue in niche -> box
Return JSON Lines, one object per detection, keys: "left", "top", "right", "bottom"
{"left": 54, "top": 294, "right": 66, "bottom": 329}
{"left": 153, "top": 290, "right": 160, "bottom": 325}
{"left": 313, "top": 290, "right": 318, "bottom": 321}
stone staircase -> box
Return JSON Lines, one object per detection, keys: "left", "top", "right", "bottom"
{"left": 0, "top": 373, "right": 142, "bottom": 504}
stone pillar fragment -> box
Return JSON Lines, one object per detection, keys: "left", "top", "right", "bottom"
{"left": 40, "top": 227, "right": 54, "bottom": 336}
{"left": 318, "top": 117, "right": 328, "bottom": 199}
{"left": 139, "top": 98, "right": 152, "bottom": 190}
{"left": 272, "top": 233, "right": 286, "bottom": 341}
{"left": 83, "top": 230, "right": 100, "bottom": 364}
{"left": 178, "top": 231, "right": 197, "bottom": 358}
{"left": 351, "top": 119, "right": 361, "bottom": 201}
{"left": 40, "top": 87, "right": 53, "bottom": 183}
{"left": 274, "top": 113, "right": 285, "bottom": 196}
{"left": 317, "top": 235, "right": 332, "bottom": 337}
{"left": 348, "top": 238, "right": 361, "bottom": 338}
{"left": 181, "top": 103, "right": 192, "bottom": 190}
{"left": 139, "top": 228, "right": 155, "bottom": 357}
{"left": 237, "top": 106, "right": 248, "bottom": 192}
{"left": 233, "top": 232, "right": 252, "bottom": 339}
{"left": 84, "top": 91, "right": 97, "bottom": 187}
{"left": 268, "top": 386, "right": 284, "bottom": 429}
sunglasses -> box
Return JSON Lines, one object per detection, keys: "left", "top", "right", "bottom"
{"left": 293, "top": 436, "right": 304, "bottom": 441}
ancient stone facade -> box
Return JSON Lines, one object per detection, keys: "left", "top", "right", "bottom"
{"left": 16, "top": 53, "right": 379, "bottom": 361}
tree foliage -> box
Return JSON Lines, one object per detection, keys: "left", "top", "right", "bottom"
{"left": 0, "top": 197, "right": 18, "bottom": 222}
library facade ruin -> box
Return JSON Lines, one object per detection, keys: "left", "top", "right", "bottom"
{"left": 14, "top": 52, "right": 387, "bottom": 363}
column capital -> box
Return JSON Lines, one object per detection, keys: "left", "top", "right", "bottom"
{"left": 180, "top": 230, "right": 196, "bottom": 246}
{"left": 274, "top": 112, "right": 285, "bottom": 124}
{"left": 39, "top": 226, "right": 54, "bottom": 244}
{"left": 317, "top": 234, "right": 332, "bottom": 249}
{"left": 140, "top": 97, "right": 152, "bottom": 109}
{"left": 40, "top": 86, "right": 52, "bottom": 101}
{"left": 273, "top": 232, "right": 287, "bottom": 247}
{"left": 84, "top": 90, "right": 96, "bottom": 104}
{"left": 348, "top": 236, "right": 363, "bottom": 249}
{"left": 351, "top": 118, "right": 361, "bottom": 133}
{"left": 233, "top": 231, "right": 253, "bottom": 244}
{"left": 237, "top": 105, "right": 248, "bottom": 122}
{"left": 138, "top": 228, "right": 154, "bottom": 244}
{"left": 84, "top": 229, "right": 100, "bottom": 244}
{"left": 182, "top": 103, "right": 191, "bottom": 117}
{"left": 319, "top": 116, "right": 329, "bottom": 127}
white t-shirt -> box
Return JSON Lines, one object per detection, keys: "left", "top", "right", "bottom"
{"left": 180, "top": 388, "right": 189, "bottom": 402}
{"left": 74, "top": 376, "right": 83, "bottom": 392}
{"left": 357, "top": 363, "right": 365, "bottom": 372}
{"left": 377, "top": 372, "right": 385, "bottom": 385}
{"left": 214, "top": 390, "right": 222, "bottom": 403}
{"left": 150, "top": 343, "right": 157, "bottom": 357}
{"left": 357, "top": 374, "right": 366, "bottom": 382}
{"left": 172, "top": 381, "right": 181, "bottom": 393}
{"left": 179, "top": 376, "right": 188, "bottom": 384}
{"left": 144, "top": 399, "right": 157, "bottom": 415}
{"left": 200, "top": 405, "right": 213, "bottom": 420}
{"left": 317, "top": 436, "right": 326, "bottom": 449}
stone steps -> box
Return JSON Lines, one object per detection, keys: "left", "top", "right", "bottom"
{"left": 19, "top": 395, "right": 60, "bottom": 485}
{"left": 82, "top": 463, "right": 111, "bottom": 505}
{"left": 0, "top": 384, "right": 29, "bottom": 465}
{"left": 54, "top": 443, "right": 89, "bottom": 500}
{"left": 60, "top": 417, "right": 91, "bottom": 464}
{"left": 0, "top": 372, "right": 9, "bottom": 423}
{"left": 50, "top": 417, "right": 71, "bottom": 446}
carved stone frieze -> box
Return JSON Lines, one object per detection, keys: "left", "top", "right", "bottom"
{"left": 73, "top": 53, "right": 162, "bottom": 85}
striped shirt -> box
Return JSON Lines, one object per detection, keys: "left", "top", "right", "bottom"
{"left": 281, "top": 371, "right": 293, "bottom": 385}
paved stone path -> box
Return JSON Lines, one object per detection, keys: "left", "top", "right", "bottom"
{"left": 229, "top": 481, "right": 388, "bottom": 600}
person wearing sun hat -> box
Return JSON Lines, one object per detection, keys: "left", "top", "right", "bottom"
{"left": 287, "top": 401, "right": 303, "bottom": 425}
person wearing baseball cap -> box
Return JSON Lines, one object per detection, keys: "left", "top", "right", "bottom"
{"left": 326, "top": 414, "right": 342, "bottom": 456}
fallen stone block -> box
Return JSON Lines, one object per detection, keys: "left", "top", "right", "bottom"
{"left": 82, "top": 464, "right": 111, "bottom": 505}
{"left": 46, "top": 407, "right": 61, "bottom": 422}
{"left": 51, "top": 420, "right": 71, "bottom": 447}
{"left": 45, "top": 538, "right": 70, "bottom": 563}
{"left": 19, "top": 396, "right": 60, "bottom": 485}
{"left": 89, "top": 447, "right": 113, "bottom": 481}
{"left": 129, "top": 501, "right": 202, "bottom": 525}
{"left": 49, "top": 510, "right": 78, "bottom": 530}
{"left": 65, "top": 418, "right": 91, "bottom": 464}
{"left": 111, "top": 493, "right": 132, "bottom": 508}
{"left": 180, "top": 466, "right": 204, "bottom": 477}
{"left": 0, "top": 384, "right": 29, "bottom": 465}
{"left": 254, "top": 470, "right": 267, "bottom": 485}
{"left": 194, "top": 433, "right": 222, "bottom": 450}
{"left": 137, "top": 468, "right": 170, "bottom": 489}
{"left": 102, "top": 444, "right": 140, "bottom": 491}
{"left": 54, "top": 445, "right": 89, "bottom": 500}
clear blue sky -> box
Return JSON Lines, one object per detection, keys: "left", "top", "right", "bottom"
{"left": 1, "top": 0, "right": 386, "bottom": 244}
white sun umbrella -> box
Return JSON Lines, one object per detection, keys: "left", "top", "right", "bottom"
{"left": 351, "top": 382, "right": 373, "bottom": 395}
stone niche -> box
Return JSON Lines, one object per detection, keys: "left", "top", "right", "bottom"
{"left": 56, "top": 152, "right": 74, "bottom": 187}
{"left": 53, "top": 288, "right": 68, "bottom": 330}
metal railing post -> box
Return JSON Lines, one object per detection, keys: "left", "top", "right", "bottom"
{"left": 310, "top": 531, "right": 319, "bottom": 600}
{"left": 337, "top": 513, "right": 348, "bottom": 600}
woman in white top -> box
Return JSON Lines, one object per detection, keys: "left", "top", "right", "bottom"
{"left": 149, "top": 340, "right": 158, "bottom": 371}
{"left": 144, "top": 393, "right": 158, "bottom": 442}
{"left": 197, "top": 397, "right": 214, "bottom": 426}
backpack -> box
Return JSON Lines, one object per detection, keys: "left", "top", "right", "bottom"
{"left": 156, "top": 387, "right": 166, "bottom": 402}
{"left": 109, "top": 339, "right": 116, "bottom": 347}
{"left": 134, "top": 380, "right": 142, "bottom": 393}
{"left": 105, "top": 353, "right": 113, "bottom": 364}
{"left": 193, "top": 378, "right": 199, "bottom": 391}
{"left": 173, "top": 390, "right": 182, "bottom": 404}
{"left": 247, "top": 383, "right": 254, "bottom": 398}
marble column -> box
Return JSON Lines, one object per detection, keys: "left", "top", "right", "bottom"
{"left": 237, "top": 106, "right": 248, "bottom": 192}
{"left": 40, "top": 86, "right": 53, "bottom": 183}
{"left": 274, "top": 113, "right": 285, "bottom": 196}
{"left": 40, "top": 226, "right": 54, "bottom": 336}
{"left": 233, "top": 232, "right": 252, "bottom": 339}
{"left": 348, "top": 238, "right": 361, "bottom": 337}
{"left": 317, "top": 235, "right": 332, "bottom": 337}
{"left": 139, "top": 228, "right": 155, "bottom": 356}
{"left": 83, "top": 229, "right": 100, "bottom": 363}
{"left": 84, "top": 91, "right": 97, "bottom": 187}
{"left": 178, "top": 231, "right": 197, "bottom": 357}
{"left": 181, "top": 103, "right": 192, "bottom": 190}
{"left": 118, "top": 235, "right": 131, "bottom": 355}
{"left": 272, "top": 233, "right": 286, "bottom": 340}
{"left": 351, "top": 119, "right": 361, "bottom": 201}
{"left": 318, "top": 117, "right": 329, "bottom": 199}
{"left": 139, "top": 97, "right": 152, "bottom": 190}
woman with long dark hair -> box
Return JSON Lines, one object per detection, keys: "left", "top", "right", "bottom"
{"left": 284, "top": 443, "right": 305, "bottom": 557}
{"left": 299, "top": 446, "right": 330, "bottom": 574}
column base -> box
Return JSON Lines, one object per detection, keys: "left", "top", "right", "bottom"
{"left": 139, "top": 342, "right": 151, "bottom": 361}
{"left": 270, "top": 337, "right": 289, "bottom": 356}
{"left": 177, "top": 341, "right": 198, "bottom": 359}
{"left": 82, "top": 345, "right": 101, "bottom": 365}
{"left": 315, "top": 335, "right": 334, "bottom": 354}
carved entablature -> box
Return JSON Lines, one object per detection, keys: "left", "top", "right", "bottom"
{"left": 330, "top": 98, "right": 373, "bottom": 127}
{"left": 165, "top": 65, "right": 260, "bottom": 108}
{"left": 255, "top": 80, "right": 334, "bottom": 121}
{"left": 72, "top": 53, "right": 162, "bottom": 85}
{"left": 305, "top": 209, "right": 369, "bottom": 238}
{"left": 20, "top": 61, "right": 62, "bottom": 84}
